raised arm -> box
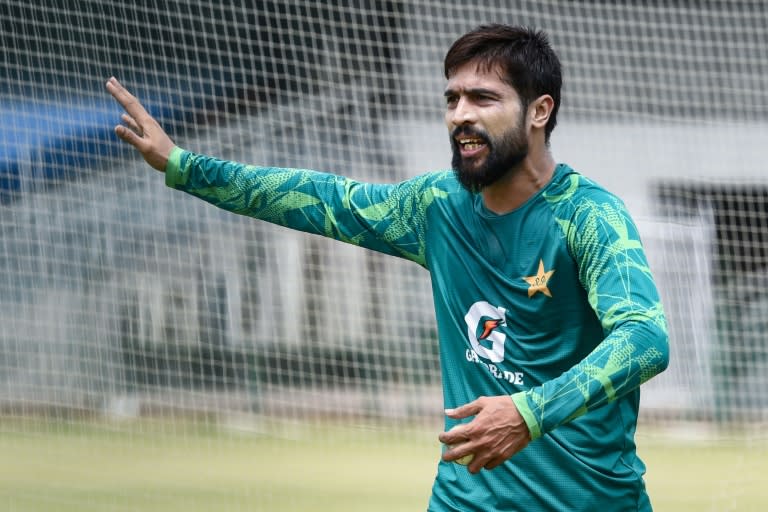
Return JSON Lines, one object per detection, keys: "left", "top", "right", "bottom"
{"left": 106, "top": 77, "right": 450, "bottom": 265}
{"left": 164, "top": 149, "right": 449, "bottom": 265}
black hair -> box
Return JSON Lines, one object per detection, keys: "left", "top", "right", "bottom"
{"left": 444, "top": 24, "right": 562, "bottom": 144}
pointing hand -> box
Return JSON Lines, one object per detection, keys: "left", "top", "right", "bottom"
{"left": 106, "top": 77, "right": 175, "bottom": 172}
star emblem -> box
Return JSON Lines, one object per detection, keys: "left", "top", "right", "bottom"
{"left": 523, "top": 259, "right": 555, "bottom": 298}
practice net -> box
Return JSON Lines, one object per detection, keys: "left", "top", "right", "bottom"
{"left": 1, "top": 1, "right": 766, "bottom": 510}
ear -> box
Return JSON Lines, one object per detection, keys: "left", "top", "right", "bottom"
{"left": 529, "top": 95, "right": 554, "bottom": 130}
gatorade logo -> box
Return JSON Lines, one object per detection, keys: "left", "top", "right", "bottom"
{"left": 464, "top": 301, "right": 507, "bottom": 363}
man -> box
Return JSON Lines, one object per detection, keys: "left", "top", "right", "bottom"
{"left": 107, "top": 24, "right": 669, "bottom": 512}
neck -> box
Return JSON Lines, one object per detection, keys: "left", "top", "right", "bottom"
{"left": 481, "top": 150, "right": 556, "bottom": 214}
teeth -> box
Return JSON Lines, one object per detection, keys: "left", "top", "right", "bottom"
{"left": 459, "top": 138, "right": 484, "bottom": 149}
{"left": 459, "top": 139, "right": 484, "bottom": 150}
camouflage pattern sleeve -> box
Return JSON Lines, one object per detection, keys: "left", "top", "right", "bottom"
{"left": 164, "top": 147, "right": 451, "bottom": 266}
{"left": 512, "top": 178, "right": 670, "bottom": 440}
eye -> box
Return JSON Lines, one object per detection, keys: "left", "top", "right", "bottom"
{"left": 445, "top": 94, "right": 458, "bottom": 107}
{"left": 475, "top": 94, "right": 496, "bottom": 105}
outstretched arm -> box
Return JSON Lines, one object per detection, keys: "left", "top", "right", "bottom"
{"left": 106, "top": 77, "right": 175, "bottom": 172}
{"left": 105, "top": 77, "right": 451, "bottom": 264}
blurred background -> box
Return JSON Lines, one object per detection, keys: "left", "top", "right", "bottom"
{"left": 1, "top": 1, "right": 766, "bottom": 510}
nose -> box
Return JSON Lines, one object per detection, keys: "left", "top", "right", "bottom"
{"left": 447, "top": 97, "right": 477, "bottom": 128}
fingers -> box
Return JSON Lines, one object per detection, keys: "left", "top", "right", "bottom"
{"left": 439, "top": 396, "right": 531, "bottom": 473}
{"left": 439, "top": 399, "right": 483, "bottom": 445}
{"left": 106, "top": 77, "right": 150, "bottom": 121}
{"left": 445, "top": 400, "right": 481, "bottom": 420}
{"left": 107, "top": 78, "right": 147, "bottom": 148}
{"left": 442, "top": 441, "right": 475, "bottom": 465}
{"left": 121, "top": 113, "right": 143, "bottom": 137}
{"left": 438, "top": 422, "right": 470, "bottom": 445}
{"left": 105, "top": 77, "right": 135, "bottom": 108}
{"left": 113, "top": 124, "right": 142, "bottom": 148}
{"left": 444, "top": 438, "right": 518, "bottom": 474}
{"left": 106, "top": 76, "right": 174, "bottom": 171}
{"left": 440, "top": 422, "right": 479, "bottom": 469}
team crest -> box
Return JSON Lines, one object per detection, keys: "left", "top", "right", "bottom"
{"left": 523, "top": 259, "right": 555, "bottom": 298}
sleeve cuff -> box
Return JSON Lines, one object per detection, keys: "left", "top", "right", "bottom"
{"left": 511, "top": 391, "right": 542, "bottom": 441}
{"left": 164, "top": 146, "right": 186, "bottom": 188}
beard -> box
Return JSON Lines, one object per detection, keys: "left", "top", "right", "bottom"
{"left": 451, "top": 116, "right": 529, "bottom": 193}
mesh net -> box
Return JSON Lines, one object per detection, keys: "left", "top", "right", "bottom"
{"left": 1, "top": 1, "right": 766, "bottom": 510}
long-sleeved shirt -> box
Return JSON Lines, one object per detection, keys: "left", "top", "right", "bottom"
{"left": 165, "top": 146, "right": 669, "bottom": 511}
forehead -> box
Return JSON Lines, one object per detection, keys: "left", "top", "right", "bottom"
{"left": 444, "top": 61, "right": 517, "bottom": 96}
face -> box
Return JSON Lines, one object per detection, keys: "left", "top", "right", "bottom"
{"left": 444, "top": 62, "right": 529, "bottom": 192}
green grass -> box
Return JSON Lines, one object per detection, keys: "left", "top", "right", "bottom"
{"left": 0, "top": 418, "right": 765, "bottom": 511}
{"left": 638, "top": 431, "right": 768, "bottom": 512}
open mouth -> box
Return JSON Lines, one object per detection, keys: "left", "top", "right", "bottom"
{"left": 457, "top": 137, "right": 487, "bottom": 156}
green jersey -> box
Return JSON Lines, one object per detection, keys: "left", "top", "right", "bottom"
{"left": 165, "top": 147, "right": 669, "bottom": 512}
